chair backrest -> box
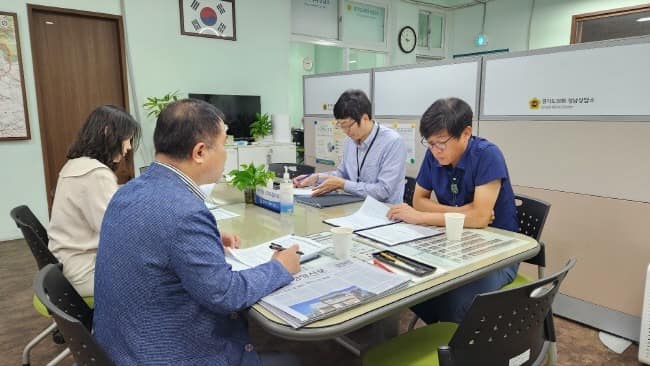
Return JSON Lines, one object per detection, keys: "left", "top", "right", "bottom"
{"left": 268, "top": 163, "right": 315, "bottom": 179}
{"left": 403, "top": 177, "right": 416, "bottom": 206}
{"left": 34, "top": 264, "right": 112, "bottom": 365}
{"left": 515, "top": 194, "right": 551, "bottom": 242}
{"left": 438, "top": 258, "right": 576, "bottom": 366}
{"left": 10, "top": 205, "right": 58, "bottom": 269}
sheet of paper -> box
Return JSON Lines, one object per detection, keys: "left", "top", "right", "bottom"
{"left": 205, "top": 204, "right": 240, "bottom": 221}
{"left": 293, "top": 187, "right": 315, "bottom": 196}
{"left": 357, "top": 223, "right": 443, "bottom": 246}
{"left": 324, "top": 196, "right": 395, "bottom": 230}
{"left": 229, "top": 235, "right": 328, "bottom": 268}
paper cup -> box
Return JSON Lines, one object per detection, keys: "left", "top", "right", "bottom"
{"left": 444, "top": 213, "right": 465, "bottom": 241}
{"left": 331, "top": 227, "right": 354, "bottom": 259}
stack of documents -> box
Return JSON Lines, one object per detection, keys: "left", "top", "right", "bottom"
{"left": 259, "top": 259, "right": 409, "bottom": 328}
{"left": 324, "top": 196, "right": 443, "bottom": 245}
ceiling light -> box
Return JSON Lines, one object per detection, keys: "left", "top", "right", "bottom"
{"left": 349, "top": 60, "right": 357, "bottom": 63}
{"left": 637, "top": 17, "right": 650, "bottom": 22}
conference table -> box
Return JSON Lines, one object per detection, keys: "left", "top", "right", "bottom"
{"left": 208, "top": 184, "right": 540, "bottom": 345}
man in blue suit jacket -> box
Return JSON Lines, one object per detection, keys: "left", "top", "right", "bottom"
{"left": 94, "top": 99, "right": 302, "bottom": 365}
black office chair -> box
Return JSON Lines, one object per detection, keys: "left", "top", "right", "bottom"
{"left": 10, "top": 205, "right": 56, "bottom": 269}
{"left": 364, "top": 258, "right": 576, "bottom": 366}
{"left": 403, "top": 177, "right": 416, "bottom": 206}
{"left": 34, "top": 264, "right": 113, "bottom": 366}
{"left": 10, "top": 205, "right": 67, "bottom": 366}
{"left": 512, "top": 194, "right": 551, "bottom": 281}
{"left": 268, "top": 163, "right": 315, "bottom": 179}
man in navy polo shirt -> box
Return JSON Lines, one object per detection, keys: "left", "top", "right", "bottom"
{"left": 387, "top": 97, "right": 518, "bottom": 324}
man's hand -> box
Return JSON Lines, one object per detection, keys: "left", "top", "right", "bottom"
{"left": 387, "top": 203, "right": 422, "bottom": 224}
{"left": 272, "top": 244, "right": 301, "bottom": 274}
{"left": 312, "top": 176, "right": 345, "bottom": 196}
{"left": 293, "top": 174, "right": 318, "bottom": 188}
{"left": 221, "top": 232, "right": 241, "bottom": 249}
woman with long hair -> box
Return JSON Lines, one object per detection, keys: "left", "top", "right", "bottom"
{"left": 48, "top": 105, "right": 141, "bottom": 297}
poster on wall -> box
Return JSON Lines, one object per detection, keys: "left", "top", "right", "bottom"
{"left": 179, "top": 0, "right": 236, "bottom": 41}
{"left": 384, "top": 121, "right": 416, "bottom": 166}
{"left": 0, "top": 12, "right": 30, "bottom": 141}
{"left": 292, "top": 0, "right": 338, "bottom": 39}
{"left": 314, "top": 119, "right": 346, "bottom": 166}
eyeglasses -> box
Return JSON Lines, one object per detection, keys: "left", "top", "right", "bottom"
{"left": 335, "top": 120, "right": 355, "bottom": 130}
{"left": 421, "top": 135, "right": 454, "bottom": 151}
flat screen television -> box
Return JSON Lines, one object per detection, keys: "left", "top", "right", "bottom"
{"left": 189, "top": 93, "right": 260, "bottom": 141}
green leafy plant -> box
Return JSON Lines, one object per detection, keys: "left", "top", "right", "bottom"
{"left": 249, "top": 112, "right": 272, "bottom": 140}
{"left": 228, "top": 163, "right": 275, "bottom": 191}
{"left": 143, "top": 91, "right": 180, "bottom": 118}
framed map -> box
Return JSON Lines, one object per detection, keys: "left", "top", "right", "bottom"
{"left": 0, "top": 12, "right": 30, "bottom": 140}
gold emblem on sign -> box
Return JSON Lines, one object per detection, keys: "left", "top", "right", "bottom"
{"left": 529, "top": 97, "right": 541, "bottom": 110}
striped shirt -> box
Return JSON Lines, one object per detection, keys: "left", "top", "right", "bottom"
{"left": 324, "top": 122, "right": 407, "bottom": 204}
{"left": 154, "top": 161, "right": 206, "bottom": 201}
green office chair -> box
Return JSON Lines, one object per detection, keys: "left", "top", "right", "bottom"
{"left": 364, "top": 259, "right": 576, "bottom": 366}
{"left": 10, "top": 205, "right": 94, "bottom": 366}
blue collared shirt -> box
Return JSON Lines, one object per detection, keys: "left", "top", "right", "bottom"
{"left": 325, "top": 122, "right": 407, "bottom": 204}
{"left": 416, "top": 136, "right": 518, "bottom": 232}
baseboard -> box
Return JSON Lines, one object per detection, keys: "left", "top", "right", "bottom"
{"left": 554, "top": 293, "right": 640, "bottom": 343}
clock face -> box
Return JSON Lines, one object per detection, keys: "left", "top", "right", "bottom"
{"left": 398, "top": 26, "right": 417, "bottom": 54}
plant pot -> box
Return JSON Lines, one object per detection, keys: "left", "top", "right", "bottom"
{"left": 244, "top": 187, "right": 255, "bottom": 204}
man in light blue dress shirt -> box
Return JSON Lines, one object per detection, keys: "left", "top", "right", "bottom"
{"left": 294, "top": 89, "right": 407, "bottom": 204}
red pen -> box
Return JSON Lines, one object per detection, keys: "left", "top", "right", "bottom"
{"left": 373, "top": 259, "right": 394, "bottom": 273}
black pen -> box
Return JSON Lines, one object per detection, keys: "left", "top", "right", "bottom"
{"left": 269, "top": 243, "right": 304, "bottom": 255}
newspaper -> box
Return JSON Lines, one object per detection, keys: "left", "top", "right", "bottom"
{"left": 259, "top": 259, "right": 409, "bottom": 328}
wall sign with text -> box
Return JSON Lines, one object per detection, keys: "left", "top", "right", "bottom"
{"left": 179, "top": 0, "right": 236, "bottom": 41}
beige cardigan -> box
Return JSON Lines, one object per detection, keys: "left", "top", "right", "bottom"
{"left": 48, "top": 157, "right": 118, "bottom": 297}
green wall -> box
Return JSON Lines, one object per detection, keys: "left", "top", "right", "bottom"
{"left": 449, "top": 0, "right": 650, "bottom": 56}
{"left": 0, "top": 0, "right": 291, "bottom": 240}
{"left": 289, "top": 42, "right": 315, "bottom": 129}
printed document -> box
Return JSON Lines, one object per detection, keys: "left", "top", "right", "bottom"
{"left": 260, "top": 259, "right": 409, "bottom": 328}
{"left": 356, "top": 223, "right": 443, "bottom": 246}
{"left": 324, "top": 196, "right": 396, "bottom": 230}
{"left": 229, "top": 235, "right": 327, "bottom": 267}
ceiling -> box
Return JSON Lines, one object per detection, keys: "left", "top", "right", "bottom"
{"left": 402, "top": 0, "right": 491, "bottom": 10}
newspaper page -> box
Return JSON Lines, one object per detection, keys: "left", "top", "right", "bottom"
{"left": 260, "top": 259, "right": 409, "bottom": 328}
{"left": 324, "top": 196, "right": 396, "bottom": 230}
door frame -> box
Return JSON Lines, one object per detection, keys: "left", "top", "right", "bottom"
{"left": 27, "top": 4, "right": 130, "bottom": 211}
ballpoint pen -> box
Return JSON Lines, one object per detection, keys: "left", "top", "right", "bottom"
{"left": 378, "top": 252, "right": 425, "bottom": 275}
{"left": 269, "top": 242, "right": 304, "bottom": 255}
{"left": 372, "top": 259, "right": 394, "bottom": 273}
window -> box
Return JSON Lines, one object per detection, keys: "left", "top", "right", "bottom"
{"left": 571, "top": 4, "right": 650, "bottom": 44}
{"left": 416, "top": 8, "right": 445, "bottom": 58}
{"left": 291, "top": 0, "right": 389, "bottom": 52}
{"left": 348, "top": 49, "right": 386, "bottom": 70}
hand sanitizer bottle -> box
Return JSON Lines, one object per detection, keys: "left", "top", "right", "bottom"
{"left": 279, "top": 166, "right": 294, "bottom": 215}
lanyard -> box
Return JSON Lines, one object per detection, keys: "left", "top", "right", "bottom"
{"left": 356, "top": 125, "right": 380, "bottom": 182}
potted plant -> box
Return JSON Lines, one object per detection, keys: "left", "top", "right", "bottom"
{"left": 249, "top": 112, "right": 272, "bottom": 142}
{"left": 228, "top": 163, "right": 276, "bottom": 203}
{"left": 143, "top": 90, "right": 180, "bottom": 118}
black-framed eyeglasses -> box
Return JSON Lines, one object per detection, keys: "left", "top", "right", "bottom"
{"left": 421, "top": 135, "right": 454, "bottom": 151}
{"left": 334, "top": 119, "right": 355, "bottom": 130}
